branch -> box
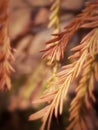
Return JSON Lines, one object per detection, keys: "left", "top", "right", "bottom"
{"left": 29, "top": 28, "right": 98, "bottom": 130}
{"left": 41, "top": 2, "right": 98, "bottom": 63}
{"left": 0, "top": 0, "right": 14, "bottom": 90}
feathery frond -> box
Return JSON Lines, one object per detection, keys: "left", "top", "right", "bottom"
{"left": 41, "top": 0, "right": 61, "bottom": 64}
{"left": 0, "top": 0, "right": 14, "bottom": 90}
{"left": 29, "top": 26, "right": 98, "bottom": 130}
{"left": 67, "top": 54, "right": 98, "bottom": 130}
{"left": 41, "top": 2, "right": 98, "bottom": 63}
{"left": 29, "top": 1, "right": 98, "bottom": 130}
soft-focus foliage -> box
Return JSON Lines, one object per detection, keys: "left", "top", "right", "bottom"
{"left": 0, "top": 1, "right": 98, "bottom": 130}
{"left": 0, "top": 0, "right": 14, "bottom": 90}
{"left": 29, "top": 1, "right": 98, "bottom": 130}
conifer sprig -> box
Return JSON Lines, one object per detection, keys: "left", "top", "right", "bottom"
{"left": 0, "top": 0, "right": 14, "bottom": 90}
{"left": 67, "top": 54, "right": 98, "bottom": 130}
{"left": 30, "top": 26, "right": 98, "bottom": 130}
{"left": 41, "top": 0, "right": 61, "bottom": 64}
{"left": 41, "top": 2, "right": 98, "bottom": 63}
{"left": 30, "top": 1, "right": 98, "bottom": 130}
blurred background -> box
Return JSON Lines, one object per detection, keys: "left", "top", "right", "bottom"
{"left": 0, "top": 0, "right": 98, "bottom": 130}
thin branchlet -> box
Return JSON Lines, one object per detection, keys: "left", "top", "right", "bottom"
{"left": 41, "top": 2, "right": 98, "bottom": 63}
{"left": 42, "top": 0, "right": 61, "bottom": 64}
{"left": 30, "top": 28, "right": 98, "bottom": 130}
{"left": 67, "top": 55, "right": 98, "bottom": 130}
{"left": 0, "top": 0, "right": 14, "bottom": 90}
{"left": 29, "top": 1, "right": 98, "bottom": 130}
